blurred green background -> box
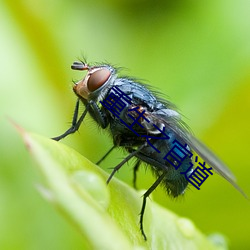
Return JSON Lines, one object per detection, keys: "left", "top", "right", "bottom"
{"left": 0, "top": 0, "right": 250, "bottom": 249}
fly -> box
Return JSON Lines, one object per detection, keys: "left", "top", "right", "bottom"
{"left": 52, "top": 60, "right": 247, "bottom": 240}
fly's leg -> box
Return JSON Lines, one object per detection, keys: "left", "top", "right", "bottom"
{"left": 52, "top": 99, "right": 108, "bottom": 141}
{"left": 140, "top": 173, "right": 166, "bottom": 240}
{"left": 107, "top": 143, "right": 147, "bottom": 184}
{"left": 96, "top": 145, "right": 116, "bottom": 165}
{"left": 89, "top": 100, "right": 107, "bottom": 129}
{"left": 52, "top": 99, "right": 89, "bottom": 141}
{"left": 133, "top": 160, "right": 141, "bottom": 189}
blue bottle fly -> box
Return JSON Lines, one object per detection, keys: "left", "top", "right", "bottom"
{"left": 52, "top": 60, "right": 246, "bottom": 240}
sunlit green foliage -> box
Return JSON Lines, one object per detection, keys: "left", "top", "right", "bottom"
{"left": 0, "top": 1, "right": 249, "bottom": 249}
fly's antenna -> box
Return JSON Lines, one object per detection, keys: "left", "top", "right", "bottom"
{"left": 71, "top": 61, "right": 89, "bottom": 71}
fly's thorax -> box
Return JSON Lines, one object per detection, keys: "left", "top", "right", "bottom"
{"left": 73, "top": 64, "right": 117, "bottom": 101}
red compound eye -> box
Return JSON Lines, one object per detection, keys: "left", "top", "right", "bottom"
{"left": 87, "top": 68, "right": 111, "bottom": 92}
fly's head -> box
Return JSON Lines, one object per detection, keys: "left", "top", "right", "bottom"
{"left": 72, "top": 61, "right": 116, "bottom": 101}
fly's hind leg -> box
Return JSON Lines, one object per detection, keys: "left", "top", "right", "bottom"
{"left": 140, "top": 173, "right": 166, "bottom": 240}
{"left": 133, "top": 160, "right": 141, "bottom": 189}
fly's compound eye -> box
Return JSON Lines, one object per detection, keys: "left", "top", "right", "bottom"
{"left": 87, "top": 68, "right": 111, "bottom": 92}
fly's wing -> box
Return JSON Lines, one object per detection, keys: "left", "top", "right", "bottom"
{"left": 146, "top": 109, "right": 248, "bottom": 198}
{"left": 186, "top": 133, "right": 247, "bottom": 198}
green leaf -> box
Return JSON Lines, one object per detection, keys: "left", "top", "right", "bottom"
{"left": 19, "top": 127, "right": 227, "bottom": 250}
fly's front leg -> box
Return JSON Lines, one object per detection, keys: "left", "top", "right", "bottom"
{"left": 52, "top": 99, "right": 89, "bottom": 141}
{"left": 89, "top": 100, "right": 108, "bottom": 129}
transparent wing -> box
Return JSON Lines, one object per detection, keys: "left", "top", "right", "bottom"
{"left": 146, "top": 110, "right": 248, "bottom": 198}
{"left": 186, "top": 133, "right": 247, "bottom": 198}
